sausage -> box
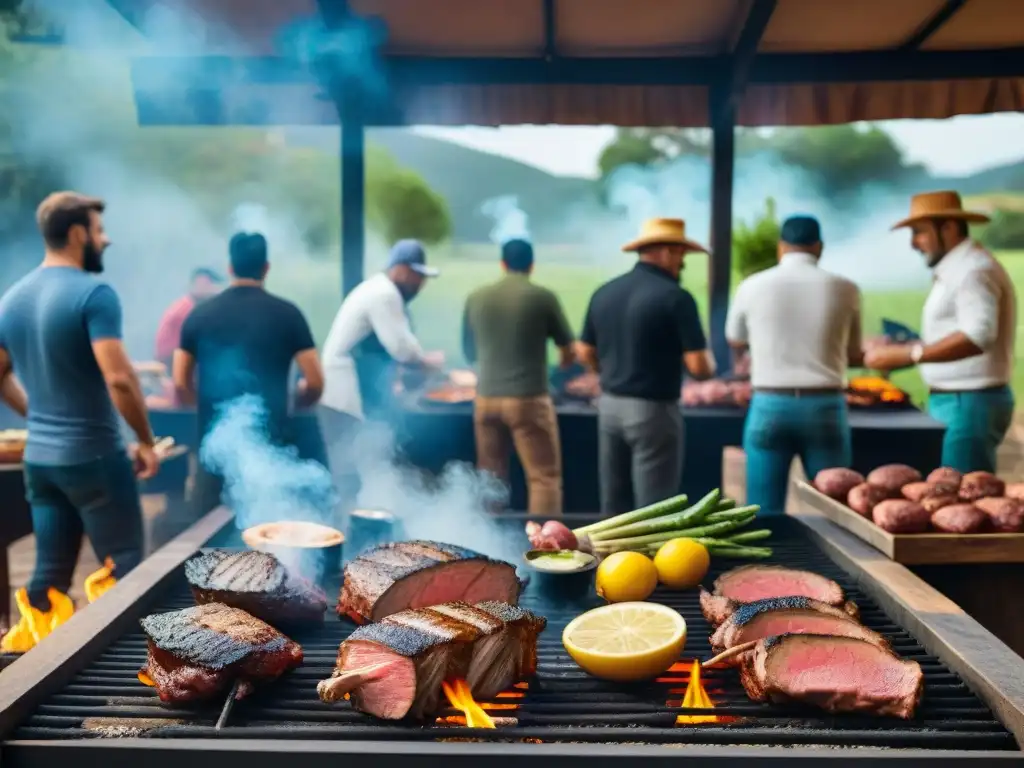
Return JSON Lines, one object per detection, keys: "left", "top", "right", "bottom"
{"left": 974, "top": 497, "right": 1024, "bottom": 533}
{"left": 872, "top": 499, "right": 931, "bottom": 533}
{"left": 813, "top": 468, "right": 866, "bottom": 500}
{"left": 1004, "top": 483, "right": 1024, "bottom": 501}
{"left": 930, "top": 504, "right": 987, "bottom": 534}
{"left": 901, "top": 481, "right": 959, "bottom": 502}
{"left": 866, "top": 464, "right": 923, "bottom": 496}
{"left": 847, "top": 483, "right": 890, "bottom": 517}
{"left": 921, "top": 494, "right": 961, "bottom": 514}
{"left": 959, "top": 471, "right": 1005, "bottom": 502}
{"left": 926, "top": 467, "right": 963, "bottom": 488}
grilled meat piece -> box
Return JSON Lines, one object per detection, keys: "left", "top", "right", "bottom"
{"left": 337, "top": 540, "right": 521, "bottom": 624}
{"left": 139, "top": 603, "right": 303, "bottom": 705}
{"left": 739, "top": 634, "right": 923, "bottom": 719}
{"left": 317, "top": 601, "right": 545, "bottom": 720}
{"left": 185, "top": 549, "right": 328, "bottom": 626}
{"left": 700, "top": 565, "right": 858, "bottom": 628}
{"left": 709, "top": 596, "right": 889, "bottom": 661}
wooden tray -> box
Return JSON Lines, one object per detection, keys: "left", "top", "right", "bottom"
{"left": 792, "top": 480, "right": 1024, "bottom": 565}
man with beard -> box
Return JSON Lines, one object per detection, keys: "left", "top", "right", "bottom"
{"left": 173, "top": 232, "right": 324, "bottom": 519}
{"left": 0, "top": 191, "right": 158, "bottom": 624}
{"left": 154, "top": 268, "right": 224, "bottom": 370}
{"left": 865, "top": 191, "right": 1016, "bottom": 473}
{"left": 319, "top": 240, "right": 443, "bottom": 506}
{"left": 577, "top": 218, "right": 715, "bottom": 515}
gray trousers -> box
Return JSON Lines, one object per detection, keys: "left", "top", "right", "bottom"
{"left": 597, "top": 393, "right": 683, "bottom": 516}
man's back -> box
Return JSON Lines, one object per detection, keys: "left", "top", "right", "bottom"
{"left": 0, "top": 267, "right": 122, "bottom": 464}
{"left": 181, "top": 286, "right": 315, "bottom": 442}
{"left": 729, "top": 254, "right": 860, "bottom": 388}
{"left": 465, "top": 274, "right": 572, "bottom": 398}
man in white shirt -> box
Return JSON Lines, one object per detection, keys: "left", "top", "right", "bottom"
{"left": 726, "top": 216, "right": 863, "bottom": 514}
{"left": 865, "top": 191, "right": 1016, "bottom": 473}
{"left": 319, "top": 240, "right": 443, "bottom": 503}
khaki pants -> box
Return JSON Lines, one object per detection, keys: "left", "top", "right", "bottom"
{"left": 474, "top": 395, "right": 563, "bottom": 516}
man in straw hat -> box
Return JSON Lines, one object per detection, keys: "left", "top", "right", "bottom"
{"left": 865, "top": 190, "right": 1016, "bottom": 473}
{"left": 726, "top": 215, "right": 864, "bottom": 514}
{"left": 577, "top": 218, "right": 715, "bottom": 515}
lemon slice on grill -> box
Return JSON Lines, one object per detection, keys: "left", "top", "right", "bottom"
{"left": 562, "top": 602, "right": 687, "bottom": 682}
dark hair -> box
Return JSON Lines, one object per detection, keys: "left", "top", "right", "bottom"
{"left": 501, "top": 238, "right": 534, "bottom": 273}
{"left": 780, "top": 215, "right": 822, "bottom": 247}
{"left": 36, "top": 191, "right": 105, "bottom": 249}
{"left": 190, "top": 267, "right": 223, "bottom": 284}
{"left": 229, "top": 232, "right": 268, "bottom": 280}
{"left": 936, "top": 218, "right": 969, "bottom": 238}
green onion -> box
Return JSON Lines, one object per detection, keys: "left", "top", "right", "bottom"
{"left": 572, "top": 493, "right": 689, "bottom": 537}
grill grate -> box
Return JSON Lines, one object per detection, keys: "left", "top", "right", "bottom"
{"left": 11, "top": 519, "right": 1019, "bottom": 750}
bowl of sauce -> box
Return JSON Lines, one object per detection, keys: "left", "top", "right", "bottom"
{"left": 242, "top": 521, "right": 344, "bottom": 590}
{"left": 522, "top": 549, "right": 597, "bottom": 600}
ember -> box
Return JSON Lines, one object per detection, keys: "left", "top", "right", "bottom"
{"left": 85, "top": 558, "right": 117, "bottom": 603}
{"left": 441, "top": 679, "right": 497, "bottom": 728}
{"left": 0, "top": 587, "right": 74, "bottom": 653}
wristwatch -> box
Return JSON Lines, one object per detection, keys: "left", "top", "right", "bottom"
{"left": 909, "top": 343, "right": 925, "bottom": 365}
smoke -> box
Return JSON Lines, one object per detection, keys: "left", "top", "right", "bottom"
{"left": 480, "top": 194, "right": 531, "bottom": 244}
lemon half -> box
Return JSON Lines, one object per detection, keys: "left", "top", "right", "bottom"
{"left": 562, "top": 602, "right": 687, "bottom": 681}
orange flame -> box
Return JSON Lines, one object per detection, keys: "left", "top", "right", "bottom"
{"left": 0, "top": 587, "right": 75, "bottom": 653}
{"left": 138, "top": 671, "right": 156, "bottom": 687}
{"left": 85, "top": 558, "right": 117, "bottom": 603}
{"left": 441, "top": 679, "right": 496, "bottom": 728}
{"left": 675, "top": 660, "right": 723, "bottom": 725}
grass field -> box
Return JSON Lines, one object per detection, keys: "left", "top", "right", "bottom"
{"left": 268, "top": 244, "right": 1024, "bottom": 409}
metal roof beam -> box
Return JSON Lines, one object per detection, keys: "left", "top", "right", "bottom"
{"left": 727, "top": 0, "right": 776, "bottom": 100}
{"left": 899, "top": 0, "right": 968, "bottom": 50}
{"left": 543, "top": 0, "right": 557, "bottom": 60}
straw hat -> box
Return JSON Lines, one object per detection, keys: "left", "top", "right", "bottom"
{"left": 891, "top": 190, "right": 990, "bottom": 230}
{"left": 621, "top": 218, "right": 708, "bottom": 253}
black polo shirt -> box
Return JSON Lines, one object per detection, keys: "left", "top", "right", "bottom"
{"left": 581, "top": 263, "right": 707, "bottom": 402}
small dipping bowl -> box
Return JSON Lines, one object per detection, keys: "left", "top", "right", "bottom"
{"left": 241, "top": 521, "right": 344, "bottom": 591}
{"left": 522, "top": 549, "right": 598, "bottom": 601}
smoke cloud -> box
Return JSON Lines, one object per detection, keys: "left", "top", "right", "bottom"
{"left": 480, "top": 195, "right": 531, "bottom": 245}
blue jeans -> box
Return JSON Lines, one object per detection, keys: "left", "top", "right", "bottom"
{"left": 23, "top": 451, "right": 144, "bottom": 610}
{"left": 928, "top": 386, "right": 1015, "bottom": 474}
{"left": 744, "top": 392, "right": 852, "bottom": 516}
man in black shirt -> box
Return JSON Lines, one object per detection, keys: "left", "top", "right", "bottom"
{"left": 578, "top": 218, "right": 715, "bottom": 515}
{"left": 173, "top": 232, "right": 325, "bottom": 520}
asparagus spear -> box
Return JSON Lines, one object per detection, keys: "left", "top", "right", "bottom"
{"left": 588, "top": 490, "right": 723, "bottom": 542}
{"left": 592, "top": 514, "right": 757, "bottom": 550}
{"left": 572, "top": 493, "right": 689, "bottom": 536}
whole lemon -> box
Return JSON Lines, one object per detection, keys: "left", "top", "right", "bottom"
{"left": 595, "top": 551, "right": 658, "bottom": 603}
{"left": 653, "top": 538, "right": 711, "bottom": 589}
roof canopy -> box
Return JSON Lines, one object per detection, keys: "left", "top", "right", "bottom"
{"left": 115, "top": 0, "right": 1024, "bottom": 126}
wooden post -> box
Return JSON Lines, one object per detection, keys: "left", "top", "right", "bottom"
{"left": 707, "top": 84, "right": 735, "bottom": 373}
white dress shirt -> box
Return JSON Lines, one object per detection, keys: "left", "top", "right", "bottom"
{"left": 725, "top": 252, "right": 862, "bottom": 389}
{"left": 320, "top": 273, "right": 425, "bottom": 419}
{"left": 920, "top": 239, "right": 1016, "bottom": 391}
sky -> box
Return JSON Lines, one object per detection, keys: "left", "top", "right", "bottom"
{"left": 415, "top": 113, "right": 1024, "bottom": 180}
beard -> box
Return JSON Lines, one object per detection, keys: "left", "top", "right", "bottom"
{"left": 83, "top": 240, "right": 105, "bottom": 273}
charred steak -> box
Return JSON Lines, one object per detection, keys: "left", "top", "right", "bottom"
{"left": 710, "top": 596, "right": 889, "bottom": 660}
{"left": 739, "top": 633, "right": 923, "bottom": 719}
{"left": 700, "top": 566, "right": 858, "bottom": 627}
{"left": 185, "top": 549, "right": 328, "bottom": 626}
{"left": 139, "top": 603, "right": 303, "bottom": 705}
{"left": 337, "top": 540, "right": 522, "bottom": 624}
{"left": 317, "top": 601, "right": 545, "bottom": 720}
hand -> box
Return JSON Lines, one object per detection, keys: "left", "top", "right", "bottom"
{"left": 422, "top": 350, "right": 445, "bottom": 369}
{"left": 863, "top": 344, "right": 914, "bottom": 372}
{"left": 130, "top": 442, "right": 160, "bottom": 480}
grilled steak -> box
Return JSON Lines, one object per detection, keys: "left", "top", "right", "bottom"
{"left": 710, "top": 596, "right": 889, "bottom": 661}
{"left": 317, "top": 601, "right": 545, "bottom": 720}
{"left": 185, "top": 549, "right": 329, "bottom": 626}
{"left": 739, "top": 633, "right": 923, "bottom": 719}
{"left": 700, "top": 565, "right": 858, "bottom": 627}
{"left": 337, "top": 540, "right": 521, "bottom": 624}
{"left": 139, "top": 603, "right": 303, "bottom": 705}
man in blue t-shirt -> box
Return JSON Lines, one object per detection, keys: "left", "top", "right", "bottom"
{"left": 0, "top": 191, "right": 159, "bottom": 617}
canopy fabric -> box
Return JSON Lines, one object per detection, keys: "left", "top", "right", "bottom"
{"left": 114, "top": 0, "right": 1024, "bottom": 126}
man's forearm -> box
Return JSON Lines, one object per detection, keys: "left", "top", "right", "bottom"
{"left": 0, "top": 374, "right": 27, "bottom": 417}
{"left": 109, "top": 376, "right": 154, "bottom": 445}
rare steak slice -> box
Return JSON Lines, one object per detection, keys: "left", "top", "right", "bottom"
{"left": 337, "top": 540, "right": 521, "bottom": 624}
{"left": 700, "top": 565, "right": 858, "bottom": 627}
{"left": 139, "top": 603, "right": 303, "bottom": 705}
{"left": 710, "top": 596, "right": 889, "bottom": 661}
{"left": 185, "top": 548, "right": 328, "bottom": 626}
{"left": 739, "top": 634, "right": 923, "bottom": 719}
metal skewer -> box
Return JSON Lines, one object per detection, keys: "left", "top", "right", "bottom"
{"left": 215, "top": 680, "right": 241, "bottom": 730}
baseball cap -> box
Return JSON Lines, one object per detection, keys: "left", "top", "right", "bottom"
{"left": 387, "top": 239, "right": 440, "bottom": 277}
{"left": 780, "top": 215, "right": 822, "bottom": 247}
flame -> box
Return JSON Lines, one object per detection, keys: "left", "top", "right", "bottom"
{"left": 138, "top": 671, "right": 156, "bottom": 687}
{"left": 84, "top": 558, "right": 117, "bottom": 603}
{"left": 674, "top": 660, "right": 725, "bottom": 725}
{"left": 441, "top": 679, "right": 496, "bottom": 728}
{"left": 0, "top": 588, "right": 75, "bottom": 653}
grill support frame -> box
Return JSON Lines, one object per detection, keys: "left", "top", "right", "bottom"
{"left": 2, "top": 507, "right": 1024, "bottom": 764}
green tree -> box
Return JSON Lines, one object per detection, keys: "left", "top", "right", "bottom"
{"left": 733, "top": 197, "right": 780, "bottom": 279}
{"left": 365, "top": 163, "right": 452, "bottom": 246}
{"left": 979, "top": 209, "right": 1024, "bottom": 251}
